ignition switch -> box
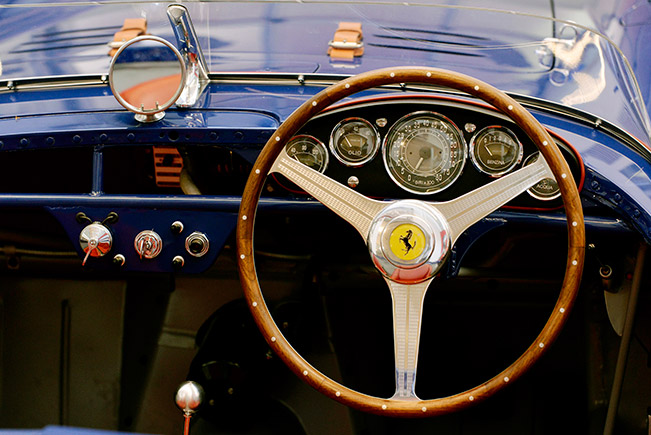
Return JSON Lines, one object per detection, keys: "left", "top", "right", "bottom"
{"left": 134, "top": 230, "right": 163, "bottom": 259}
{"left": 79, "top": 222, "right": 113, "bottom": 266}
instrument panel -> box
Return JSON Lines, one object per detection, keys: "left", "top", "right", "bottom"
{"left": 275, "top": 97, "right": 581, "bottom": 208}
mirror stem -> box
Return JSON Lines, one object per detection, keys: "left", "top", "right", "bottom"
{"left": 167, "top": 4, "right": 209, "bottom": 108}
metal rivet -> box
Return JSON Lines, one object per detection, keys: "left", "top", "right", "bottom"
{"left": 562, "top": 173, "right": 567, "bottom": 179}
{"left": 242, "top": 215, "right": 247, "bottom": 221}
{"left": 240, "top": 254, "right": 245, "bottom": 259}
{"left": 271, "top": 336, "right": 276, "bottom": 342}
{"left": 572, "top": 221, "right": 577, "bottom": 226}
{"left": 426, "top": 72, "right": 432, "bottom": 77}
{"left": 390, "top": 72, "right": 395, "bottom": 77}
{"left": 504, "top": 377, "right": 510, "bottom": 383}
{"left": 543, "top": 140, "right": 548, "bottom": 146}
{"left": 312, "top": 101, "right": 317, "bottom": 106}
{"left": 303, "top": 370, "right": 308, "bottom": 376}
{"left": 539, "top": 342, "right": 545, "bottom": 348}
{"left": 507, "top": 105, "right": 513, "bottom": 111}
{"left": 572, "top": 260, "right": 578, "bottom": 266}
{"left": 275, "top": 136, "right": 280, "bottom": 142}
{"left": 469, "top": 396, "right": 475, "bottom": 401}
{"left": 474, "top": 85, "right": 479, "bottom": 91}
{"left": 382, "top": 404, "right": 387, "bottom": 410}
{"left": 336, "top": 391, "right": 341, "bottom": 397}
{"left": 345, "top": 83, "right": 350, "bottom": 89}
{"left": 421, "top": 407, "right": 427, "bottom": 412}
{"left": 560, "top": 307, "right": 565, "bottom": 313}
{"left": 255, "top": 169, "right": 261, "bottom": 174}
{"left": 252, "top": 302, "right": 258, "bottom": 307}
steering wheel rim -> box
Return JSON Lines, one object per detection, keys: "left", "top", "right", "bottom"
{"left": 237, "top": 66, "right": 585, "bottom": 417}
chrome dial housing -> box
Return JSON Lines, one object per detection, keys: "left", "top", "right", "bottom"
{"left": 285, "top": 135, "right": 329, "bottom": 173}
{"left": 524, "top": 153, "right": 560, "bottom": 200}
{"left": 469, "top": 125, "right": 523, "bottom": 177}
{"left": 329, "top": 117, "right": 380, "bottom": 167}
{"left": 383, "top": 112, "right": 467, "bottom": 195}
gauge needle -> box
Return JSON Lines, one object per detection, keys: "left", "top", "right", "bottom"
{"left": 415, "top": 157, "right": 424, "bottom": 170}
{"left": 484, "top": 143, "right": 494, "bottom": 156}
{"left": 344, "top": 136, "right": 354, "bottom": 149}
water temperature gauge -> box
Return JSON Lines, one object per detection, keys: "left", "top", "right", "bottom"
{"left": 285, "top": 135, "right": 329, "bottom": 173}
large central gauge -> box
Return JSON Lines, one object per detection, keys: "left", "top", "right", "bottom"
{"left": 383, "top": 112, "right": 467, "bottom": 194}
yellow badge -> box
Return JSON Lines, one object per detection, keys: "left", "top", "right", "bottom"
{"left": 389, "top": 223, "right": 426, "bottom": 261}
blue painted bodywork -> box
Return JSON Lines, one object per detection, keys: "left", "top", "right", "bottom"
{"left": 0, "top": 0, "right": 649, "bottom": 273}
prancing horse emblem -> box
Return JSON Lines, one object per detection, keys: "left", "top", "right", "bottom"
{"left": 399, "top": 229, "right": 417, "bottom": 256}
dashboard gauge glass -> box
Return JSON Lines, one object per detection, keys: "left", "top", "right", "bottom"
{"left": 285, "top": 135, "right": 329, "bottom": 173}
{"left": 470, "top": 126, "right": 523, "bottom": 177}
{"left": 383, "top": 112, "right": 467, "bottom": 194}
{"left": 524, "top": 153, "right": 560, "bottom": 200}
{"left": 329, "top": 118, "right": 380, "bottom": 166}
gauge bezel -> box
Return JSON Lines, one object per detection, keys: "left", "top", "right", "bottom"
{"left": 285, "top": 134, "right": 329, "bottom": 173}
{"left": 329, "top": 117, "right": 381, "bottom": 167}
{"left": 469, "top": 125, "right": 523, "bottom": 177}
{"left": 523, "top": 153, "right": 561, "bottom": 200}
{"left": 382, "top": 111, "right": 467, "bottom": 195}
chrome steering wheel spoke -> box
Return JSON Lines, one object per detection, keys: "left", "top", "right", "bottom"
{"left": 387, "top": 278, "right": 433, "bottom": 400}
{"left": 434, "top": 153, "right": 554, "bottom": 245}
{"left": 270, "top": 148, "right": 388, "bottom": 239}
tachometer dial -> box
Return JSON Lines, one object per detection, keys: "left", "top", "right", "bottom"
{"left": 285, "top": 135, "right": 329, "bottom": 173}
{"left": 383, "top": 112, "right": 466, "bottom": 194}
{"left": 470, "top": 126, "right": 522, "bottom": 177}
{"left": 523, "top": 153, "right": 560, "bottom": 200}
{"left": 329, "top": 118, "right": 380, "bottom": 166}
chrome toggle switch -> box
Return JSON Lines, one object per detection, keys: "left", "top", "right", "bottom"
{"left": 134, "top": 230, "right": 163, "bottom": 260}
{"left": 79, "top": 222, "right": 113, "bottom": 266}
{"left": 185, "top": 232, "right": 209, "bottom": 257}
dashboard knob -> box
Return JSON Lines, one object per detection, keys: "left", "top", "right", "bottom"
{"left": 134, "top": 230, "right": 163, "bottom": 260}
{"left": 172, "top": 255, "right": 185, "bottom": 268}
{"left": 185, "top": 232, "right": 209, "bottom": 257}
{"left": 79, "top": 223, "right": 112, "bottom": 266}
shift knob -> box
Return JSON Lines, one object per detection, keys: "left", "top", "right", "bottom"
{"left": 175, "top": 381, "right": 204, "bottom": 415}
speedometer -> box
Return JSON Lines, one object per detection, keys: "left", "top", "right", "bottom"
{"left": 383, "top": 112, "right": 467, "bottom": 194}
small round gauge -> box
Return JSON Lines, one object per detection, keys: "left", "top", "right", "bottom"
{"left": 329, "top": 118, "right": 380, "bottom": 166}
{"left": 523, "top": 153, "right": 560, "bottom": 200}
{"left": 383, "top": 112, "right": 466, "bottom": 194}
{"left": 470, "top": 126, "right": 523, "bottom": 177}
{"left": 285, "top": 135, "right": 329, "bottom": 173}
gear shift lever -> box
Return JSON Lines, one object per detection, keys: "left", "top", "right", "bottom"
{"left": 175, "top": 381, "right": 204, "bottom": 435}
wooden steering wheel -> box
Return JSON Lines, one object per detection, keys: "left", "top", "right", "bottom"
{"left": 237, "top": 67, "right": 585, "bottom": 417}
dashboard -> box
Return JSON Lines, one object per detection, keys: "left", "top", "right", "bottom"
{"left": 0, "top": 94, "right": 586, "bottom": 277}
{"left": 265, "top": 97, "right": 583, "bottom": 208}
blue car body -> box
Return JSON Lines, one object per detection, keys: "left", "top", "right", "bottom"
{"left": 0, "top": 1, "right": 650, "bottom": 434}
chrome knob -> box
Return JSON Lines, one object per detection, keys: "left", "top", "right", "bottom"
{"left": 134, "top": 230, "right": 163, "bottom": 259}
{"left": 176, "top": 381, "right": 204, "bottom": 415}
{"left": 176, "top": 381, "right": 204, "bottom": 435}
{"left": 79, "top": 222, "right": 112, "bottom": 266}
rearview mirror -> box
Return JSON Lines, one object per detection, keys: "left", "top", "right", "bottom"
{"left": 109, "top": 35, "right": 186, "bottom": 123}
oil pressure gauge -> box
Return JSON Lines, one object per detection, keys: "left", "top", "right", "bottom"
{"left": 330, "top": 118, "right": 380, "bottom": 166}
{"left": 285, "top": 135, "right": 329, "bottom": 173}
{"left": 470, "top": 126, "right": 523, "bottom": 177}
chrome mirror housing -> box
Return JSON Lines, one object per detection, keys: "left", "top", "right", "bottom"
{"left": 167, "top": 3, "right": 210, "bottom": 108}
{"left": 108, "top": 35, "right": 186, "bottom": 123}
